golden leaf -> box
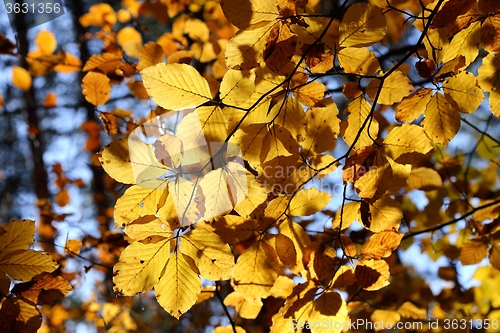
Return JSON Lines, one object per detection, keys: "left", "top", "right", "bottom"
{"left": 289, "top": 188, "right": 332, "bottom": 217}
{"left": 340, "top": 97, "right": 379, "bottom": 150}
{"left": 308, "top": 291, "right": 349, "bottom": 333}
{"left": 459, "top": 239, "right": 488, "bottom": 265}
{"left": 137, "top": 42, "right": 165, "bottom": 71}
{"left": 117, "top": 27, "right": 143, "bottom": 58}
{"left": 123, "top": 216, "right": 172, "bottom": 241}
{"left": 155, "top": 252, "right": 201, "bottom": 319}
{"left": 292, "top": 80, "right": 326, "bottom": 107}
{"left": 113, "top": 238, "right": 171, "bottom": 295}
{"left": 114, "top": 186, "right": 166, "bottom": 228}
{"left": 83, "top": 53, "right": 122, "bottom": 73}
{"left": 220, "top": 69, "right": 256, "bottom": 106}
{"left": 338, "top": 47, "right": 380, "bottom": 75}
{"left": 0, "top": 220, "right": 36, "bottom": 255}
{"left": 407, "top": 167, "right": 443, "bottom": 191}
{"left": 382, "top": 124, "right": 433, "bottom": 161}
{"left": 423, "top": 93, "right": 461, "bottom": 145}
{"left": 141, "top": 63, "right": 212, "bottom": 110}
{"left": 441, "top": 21, "right": 481, "bottom": 67}
{"left": 275, "top": 233, "right": 297, "bottom": 266}
{"left": 302, "top": 98, "right": 340, "bottom": 155}
{"left": 490, "top": 243, "right": 500, "bottom": 270}
{"left": 396, "top": 88, "right": 432, "bottom": 123}
{"left": 442, "top": 71, "right": 484, "bottom": 114}
{"left": 224, "top": 291, "right": 263, "bottom": 319}
{"left": 371, "top": 310, "right": 401, "bottom": 330}
{"left": 355, "top": 259, "right": 390, "bottom": 291}
{"left": 180, "top": 229, "right": 234, "bottom": 280}
{"left": 271, "top": 97, "right": 307, "bottom": 142}
{"left": 225, "top": 22, "right": 276, "bottom": 70}
{"left": 35, "top": 30, "right": 57, "bottom": 55}
{"left": 339, "top": 3, "right": 386, "bottom": 48}
{"left": 332, "top": 202, "right": 360, "bottom": 230}
{"left": 19, "top": 274, "right": 73, "bottom": 305}
{"left": 98, "top": 138, "right": 167, "bottom": 185}
{"left": 397, "top": 301, "right": 427, "bottom": 319}
{"left": 12, "top": 66, "right": 32, "bottom": 91}
{"left": 368, "top": 196, "right": 402, "bottom": 232}
{"left": 332, "top": 266, "right": 357, "bottom": 289}
{"left": 43, "top": 91, "right": 57, "bottom": 108}
{"left": 361, "top": 231, "right": 404, "bottom": 260}
{"left": 366, "top": 70, "right": 414, "bottom": 105}
{"left": 0, "top": 250, "right": 58, "bottom": 282}
{"left": 233, "top": 240, "right": 279, "bottom": 302}
{"left": 221, "top": 0, "right": 279, "bottom": 29}
{"left": 81, "top": 72, "right": 111, "bottom": 106}
{"left": 64, "top": 239, "right": 83, "bottom": 256}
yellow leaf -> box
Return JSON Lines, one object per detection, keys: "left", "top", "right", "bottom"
{"left": 141, "top": 63, "right": 212, "bottom": 110}
{"left": 332, "top": 202, "right": 360, "bottom": 230}
{"left": 12, "top": 66, "right": 32, "bottom": 91}
{"left": 180, "top": 229, "right": 234, "bottom": 280}
{"left": 35, "top": 30, "right": 57, "bottom": 55}
{"left": 113, "top": 238, "right": 171, "bottom": 295}
{"left": 19, "top": 274, "right": 73, "bottom": 305}
{"left": 355, "top": 259, "right": 390, "bottom": 291}
{"left": 54, "top": 51, "right": 82, "bottom": 73}
{"left": 407, "top": 167, "right": 443, "bottom": 191}
{"left": 260, "top": 126, "right": 300, "bottom": 181}
{"left": 221, "top": 0, "right": 279, "bottom": 29}
{"left": 382, "top": 124, "right": 433, "bottom": 161}
{"left": 114, "top": 186, "right": 166, "bottom": 228}
{"left": 198, "top": 167, "right": 236, "bottom": 220}
{"left": 361, "top": 231, "right": 403, "bottom": 259}
{"left": 368, "top": 196, "right": 402, "bottom": 232}
{"left": 117, "top": 26, "right": 143, "bottom": 58}
{"left": 155, "top": 252, "right": 201, "bottom": 319}
{"left": 478, "top": 52, "right": 500, "bottom": 92}
{"left": 0, "top": 250, "right": 58, "bottom": 282}
{"left": 302, "top": 98, "right": 340, "bottom": 155}
{"left": 459, "top": 239, "right": 488, "bottom": 265}
{"left": 339, "top": 3, "right": 386, "bottom": 48}
{"left": 396, "top": 88, "right": 432, "bottom": 122}
{"left": 98, "top": 138, "right": 167, "bottom": 185}
{"left": 224, "top": 291, "right": 263, "bottom": 319}
{"left": 269, "top": 275, "right": 294, "bottom": 298}
{"left": 441, "top": 21, "right": 481, "bottom": 67}
{"left": 270, "top": 312, "right": 296, "bottom": 333}
{"left": 279, "top": 219, "right": 311, "bottom": 275}
{"left": 293, "top": 80, "right": 326, "bottom": 107}
{"left": 64, "top": 239, "right": 83, "bottom": 256}
{"left": 275, "top": 233, "right": 297, "bottom": 266}
{"left": 123, "top": 216, "right": 172, "bottom": 241}
{"left": 0, "top": 220, "right": 35, "bottom": 254}
{"left": 338, "top": 47, "right": 380, "bottom": 75}
{"left": 220, "top": 69, "right": 255, "bottom": 106}
{"left": 371, "top": 310, "right": 401, "bottom": 330}
{"left": 397, "top": 301, "right": 427, "bottom": 319}
{"left": 442, "top": 71, "right": 484, "bottom": 114}
{"left": 423, "top": 93, "right": 461, "bottom": 145}
{"left": 83, "top": 53, "right": 122, "bottom": 73}
{"left": 81, "top": 72, "right": 111, "bottom": 106}
{"left": 233, "top": 240, "right": 279, "bottom": 302}
{"left": 226, "top": 22, "right": 275, "bottom": 70}
{"left": 421, "top": 26, "right": 450, "bottom": 64}
{"left": 289, "top": 188, "right": 331, "bottom": 217}
{"left": 366, "top": 70, "right": 414, "bottom": 105}
{"left": 340, "top": 97, "right": 379, "bottom": 150}
{"left": 168, "top": 177, "right": 199, "bottom": 227}
{"left": 137, "top": 41, "right": 165, "bottom": 71}
{"left": 489, "top": 90, "right": 500, "bottom": 118}
{"left": 308, "top": 291, "right": 349, "bottom": 333}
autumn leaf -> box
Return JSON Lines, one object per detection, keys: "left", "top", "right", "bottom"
{"left": 12, "top": 66, "right": 32, "bottom": 91}
{"left": 339, "top": 3, "right": 387, "bottom": 48}
{"left": 81, "top": 71, "right": 111, "bottom": 106}
{"left": 141, "top": 63, "right": 212, "bottom": 110}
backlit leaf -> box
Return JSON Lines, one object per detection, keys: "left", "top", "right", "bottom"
{"left": 442, "top": 71, "right": 484, "bottom": 114}
{"left": 0, "top": 250, "right": 58, "bottom": 282}
{"left": 81, "top": 72, "right": 111, "bottom": 106}
{"left": 220, "top": 69, "right": 255, "bottom": 106}
{"left": 12, "top": 66, "right": 32, "bottom": 91}
{"left": 155, "top": 252, "right": 201, "bottom": 319}
{"left": 355, "top": 259, "right": 390, "bottom": 291}
{"left": 423, "top": 93, "right": 461, "bottom": 145}
{"left": 383, "top": 124, "right": 433, "bottom": 161}
{"left": 221, "top": 0, "right": 279, "bottom": 29}
{"left": 340, "top": 97, "right": 379, "bottom": 150}
{"left": 441, "top": 21, "right": 481, "bottom": 67}
{"left": 35, "top": 30, "right": 57, "bottom": 55}
{"left": 361, "top": 231, "right": 403, "bottom": 259}
{"left": 338, "top": 47, "right": 380, "bottom": 75}
{"left": 289, "top": 188, "right": 331, "bottom": 217}
{"left": 233, "top": 240, "right": 279, "bottom": 302}
{"left": 459, "top": 239, "right": 488, "bottom": 265}
{"left": 366, "top": 70, "right": 413, "bottom": 105}
{"left": 339, "top": 3, "right": 386, "bottom": 48}
{"left": 141, "top": 63, "right": 212, "bottom": 110}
